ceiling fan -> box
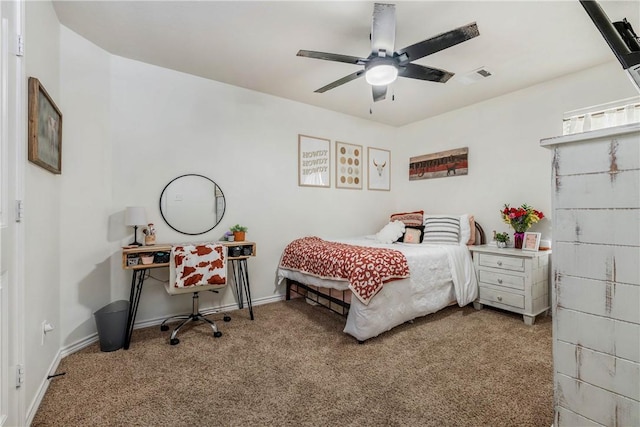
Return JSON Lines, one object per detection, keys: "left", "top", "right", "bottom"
{"left": 297, "top": 3, "right": 480, "bottom": 102}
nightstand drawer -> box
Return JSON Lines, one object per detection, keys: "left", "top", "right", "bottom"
{"left": 479, "top": 287, "right": 525, "bottom": 309}
{"left": 478, "top": 270, "right": 524, "bottom": 291}
{"left": 478, "top": 253, "right": 525, "bottom": 272}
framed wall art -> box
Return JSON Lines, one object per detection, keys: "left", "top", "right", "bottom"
{"left": 336, "top": 141, "right": 362, "bottom": 189}
{"left": 28, "top": 77, "right": 63, "bottom": 174}
{"left": 298, "top": 134, "right": 330, "bottom": 187}
{"left": 368, "top": 147, "right": 390, "bottom": 191}
{"left": 409, "top": 147, "right": 468, "bottom": 181}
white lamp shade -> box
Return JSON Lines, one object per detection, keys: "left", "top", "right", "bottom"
{"left": 125, "top": 206, "right": 147, "bottom": 226}
{"left": 365, "top": 64, "right": 398, "bottom": 86}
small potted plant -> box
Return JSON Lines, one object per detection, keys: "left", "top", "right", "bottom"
{"left": 223, "top": 231, "right": 234, "bottom": 242}
{"left": 230, "top": 224, "right": 248, "bottom": 242}
{"left": 495, "top": 232, "right": 510, "bottom": 248}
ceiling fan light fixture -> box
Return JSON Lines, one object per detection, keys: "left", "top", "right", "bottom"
{"left": 365, "top": 64, "right": 398, "bottom": 86}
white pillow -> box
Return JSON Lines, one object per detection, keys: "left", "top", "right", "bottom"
{"left": 458, "top": 214, "right": 471, "bottom": 245}
{"left": 375, "top": 220, "right": 406, "bottom": 244}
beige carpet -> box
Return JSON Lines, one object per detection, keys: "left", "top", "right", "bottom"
{"left": 32, "top": 299, "right": 552, "bottom": 426}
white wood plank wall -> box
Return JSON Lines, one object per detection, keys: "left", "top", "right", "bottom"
{"left": 542, "top": 124, "right": 640, "bottom": 427}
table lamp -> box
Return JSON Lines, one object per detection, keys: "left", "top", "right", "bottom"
{"left": 125, "top": 206, "right": 147, "bottom": 246}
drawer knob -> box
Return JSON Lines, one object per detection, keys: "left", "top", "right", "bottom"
{"left": 497, "top": 261, "right": 503, "bottom": 266}
{"left": 497, "top": 296, "right": 503, "bottom": 301}
{"left": 497, "top": 279, "right": 503, "bottom": 284}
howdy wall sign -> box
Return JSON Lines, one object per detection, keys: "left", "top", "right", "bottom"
{"left": 298, "top": 134, "right": 330, "bottom": 187}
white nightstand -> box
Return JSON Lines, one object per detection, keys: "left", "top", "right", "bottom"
{"left": 469, "top": 245, "right": 551, "bottom": 325}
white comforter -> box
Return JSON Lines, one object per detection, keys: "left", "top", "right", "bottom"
{"left": 277, "top": 236, "right": 478, "bottom": 341}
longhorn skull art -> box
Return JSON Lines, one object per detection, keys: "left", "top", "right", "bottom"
{"left": 373, "top": 159, "right": 386, "bottom": 177}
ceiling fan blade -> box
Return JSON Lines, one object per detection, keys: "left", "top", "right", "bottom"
{"left": 399, "top": 63, "right": 454, "bottom": 83}
{"left": 371, "top": 3, "right": 396, "bottom": 55}
{"left": 372, "top": 85, "right": 387, "bottom": 102}
{"left": 396, "top": 22, "right": 479, "bottom": 63}
{"left": 297, "top": 50, "right": 366, "bottom": 65}
{"left": 315, "top": 70, "right": 365, "bottom": 93}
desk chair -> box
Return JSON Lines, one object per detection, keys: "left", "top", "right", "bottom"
{"left": 161, "top": 244, "right": 231, "bottom": 345}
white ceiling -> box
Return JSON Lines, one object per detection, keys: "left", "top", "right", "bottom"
{"left": 52, "top": 1, "right": 639, "bottom": 127}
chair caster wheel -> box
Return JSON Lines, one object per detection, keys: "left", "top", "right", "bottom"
{"left": 160, "top": 325, "right": 169, "bottom": 331}
{"left": 223, "top": 316, "right": 231, "bottom": 322}
{"left": 214, "top": 331, "right": 222, "bottom": 338}
{"left": 170, "top": 338, "right": 179, "bottom": 345}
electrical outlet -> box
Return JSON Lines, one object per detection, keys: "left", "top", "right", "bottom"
{"left": 41, "top": 320, "right": 55, "bottom": 345}
{"left": 41, "top": 321, "right": 55, "bottom": 345}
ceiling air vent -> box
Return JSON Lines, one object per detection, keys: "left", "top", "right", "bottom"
{"left": 458, "top": 67, "right": 493, "bottom": 85}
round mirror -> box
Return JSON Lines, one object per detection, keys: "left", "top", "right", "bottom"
{"left": 159, "top": 174, "right": 226, "bottom": 235}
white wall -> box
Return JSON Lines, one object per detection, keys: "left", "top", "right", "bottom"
{"left": 52, "top": 28, "right": 398, "bottom": 334}
{"left": 59, "top": 26, "right": 112, "bottom": 345}
{"left": 19, "top": 3, "right": 638, "bottom": 424}
{"left": 24, "top": 0, "right": 61, "bottom": 416}
{"left": 395, "top": 61, "right": 639, "bottom": 243}
{"left": 59, "top": 24, "right": 639, "bottom": 337}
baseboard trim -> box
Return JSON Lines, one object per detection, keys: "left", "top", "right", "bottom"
{"left": 26, "top": 294, "right": 287, "bottom": 424}
{"left": 61, "top": 333, "right": 99, "bottom": 358}
{"left": 25, "top": 348, "right": 63, "bottom": 426}
{"left": 135, "top": 294, "right": 285, "bottom": 329}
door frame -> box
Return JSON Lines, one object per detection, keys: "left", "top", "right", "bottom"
{"left": 1, "top": 0, "right": 25, "bottom": 425}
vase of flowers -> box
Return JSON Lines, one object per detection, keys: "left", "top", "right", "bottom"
{"left": 501, "top": 204, "right": 544, "bottom": 249}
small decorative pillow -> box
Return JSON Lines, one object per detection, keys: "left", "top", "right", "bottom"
{"left": 423, "top": 216, "right": 460, "bottom": 244}
{"left": 467, "top": 215, "right": 476, "bottom": 245}
{"left": 375, "top": 220, "right": 406, "bottom": 244}
{"left": 397, "top": 225, "right": 425, "bottom": 243}
{"left": 390, "top": 210, "right": 424, "bottom": 227}
{"left": 403, "top": 226, "right": 424, "bottom": 244}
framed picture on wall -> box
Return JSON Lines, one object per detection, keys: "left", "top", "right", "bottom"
{"left": 522, "top": 232, "right": 541, "bottom": 251}
{"left": 298, "top": 134, "right": 330, "bottom": 187}
{"left": 409, "top": 147, "right": 468, "bottom": 181}
{"left": 28, "top": 77, "right": 63, "bottom": 174}
{"left": 336, "top": 141, "right": 362, "bottom": 189}
{"left": 367, "top": 147, "right": 390, "bottom": 191}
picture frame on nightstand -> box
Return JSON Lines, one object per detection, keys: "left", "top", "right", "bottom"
{"left": 522, "top": 232, "right": 541, "bottom": 251}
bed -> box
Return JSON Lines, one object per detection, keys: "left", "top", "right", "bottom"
{"left": 277, "top": 213, "right": 486, "bottom": 342}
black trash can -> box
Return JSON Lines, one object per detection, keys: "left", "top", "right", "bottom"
{"left": 93, "top": 300, "right": 129, "bottom": 352}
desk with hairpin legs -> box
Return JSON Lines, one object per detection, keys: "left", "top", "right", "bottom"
{"left": 223, "top": 241, "right": 256, "bottom": 320}
{"left": 121, "top": 241, "right": 256, "bottom": 349}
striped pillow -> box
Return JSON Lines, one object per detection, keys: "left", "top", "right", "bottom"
{"left": 423, "top": 216, "right": 460, "bottom": 244}
{"left": 389, "top": 210, "right": 424, "bottom": 227}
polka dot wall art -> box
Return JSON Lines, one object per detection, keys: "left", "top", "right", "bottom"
{"left": 335, "top": 141, "right": 363, "bottom": 189}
